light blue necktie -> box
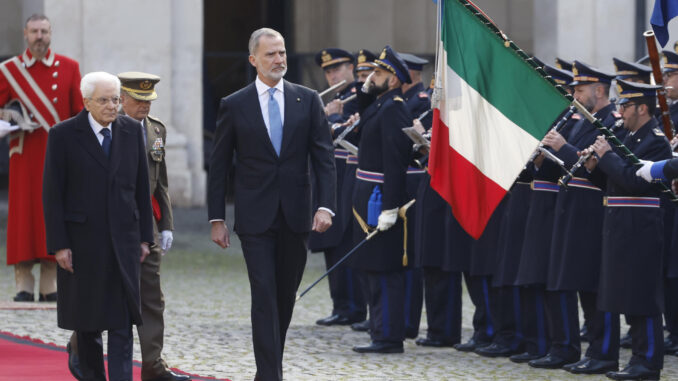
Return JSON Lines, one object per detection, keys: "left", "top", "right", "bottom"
{"left": 268, "top": 87, "right": 283, "bottom": 155}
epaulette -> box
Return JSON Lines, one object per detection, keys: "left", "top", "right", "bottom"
{"left": 147, "top": 115, "right": 166, "bottom": 128}
{"left": 418, "top": 92, "right": 429, "bottom": 98}
{"left": 572, "top": 113, "right": 582, "bottom": 120}
{"left": 612, "top": 111, "right": 622, "bottom": 118}
{"left": 654, "top": 128, "right": 665, "bottom": 137}
{"left": 393, "top": 96, "right": 404, "bottom": 102}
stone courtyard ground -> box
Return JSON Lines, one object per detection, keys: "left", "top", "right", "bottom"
{"left": 1, "top": 198, "right": 677, "bottom": 380}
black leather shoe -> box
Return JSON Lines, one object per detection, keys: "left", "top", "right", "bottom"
{"left": 606, "top": 364, "right": 660, "bottom": 380}
{"left": 665, "top": 337, "right": 678, "bottom": 355}
{"left": 509, "top": 352, "right": 544, "bottom": 363}
{"left": 415, "top": 337, "right": 457, "bottom": 347}
{"left": 528, "top": 353, "right": 579, "bottom": 369}
{"left": 39, "top": 292, "right": 57, "bottom": 302}
{"left": 565, "top": 357, "right": 618, "bottom": 374}
{"left": 146, "top": 370, "right": 192, "bottom": 381}
{"left": 316, "top": 314, "right": 353, "bottom": 326}
{"left": 620, "top": 333, "right": 632, "bottom": 349}
{"left": 67, "top": 342, "right": 84, "bottom": 381}
{"left": 13, "top": 291, "right": 34, "bottom": 302}
{"left": 454, "top": 337, "right": 491, "bottom": 352}
{"left": 351, "top": 320, "right": 370, "bottom": 332}
{"left": 474, "top": 343, "right": 518, "bottom": 358}
{"left": 352, "top": 341, "right": 404, "bottom": 354}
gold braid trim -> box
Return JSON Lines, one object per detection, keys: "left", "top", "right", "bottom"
{"left": 400, "top": 210, "right": 408, "bottom": 267}
{"left": 352, "top": 207, "right": 374, "bottom": 234}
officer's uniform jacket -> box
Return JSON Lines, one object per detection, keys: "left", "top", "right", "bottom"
{"left": 546, "top": 103, "right": 621, "bottom": 292}
{"left": 144, "top": 115, "right": 173, "bottom": 233}
{"left": 352, "top": 88, "right": 412, "bottom": 272}
{"left": 595, "top": 118, "right": 671, "bottom": 315}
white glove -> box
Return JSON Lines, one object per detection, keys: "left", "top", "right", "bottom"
{"left": 635, "top": 159, "right": 654, "bottom": 182}
{"left": 376, "top": 208, "right": 398, "bottom": 231}
{"left": 160, "top": 230, "right": 173, "bottom": 256}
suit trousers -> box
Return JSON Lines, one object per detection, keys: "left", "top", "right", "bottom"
{"left": 366, "top": 270, "right": 405, "bottom": 343}
{"left": 137, "top": 243, "right": 167, "bottom": 379}
{"left": 544, "top": 290, "right": 581, "bottom": 359}
{"left": 464, "top": 274, "right": 495, "bottom": 342}
{"left": 422, "top": 268, "right": 462, "bottom": 344}
{"left": 76, "top": 304, "right": 133, "bottom": 381}
{"left": 404, "top": 268, "right": 424, "bottom": 338}
{"left": 239, "top": 211, "right": 308, "bottom": 381}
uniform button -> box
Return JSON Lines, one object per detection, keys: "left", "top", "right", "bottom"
{"left": 52, "top": 84, "right": 57, "bottom": 90}
{"left": 52, "top": 72, "right": 58, "bottom": 78}
{"left": 29, "top": 113, "right": 34, "bottom": 118}
{"left": 52, "top": 97, "right": 58, "bottom": 104}
{"left": 54, "top": 60, "right": 60, "bottom": 67}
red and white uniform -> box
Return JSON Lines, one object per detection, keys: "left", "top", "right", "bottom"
{"left": 0, "top": 49, "right": 83, "bottom": 265}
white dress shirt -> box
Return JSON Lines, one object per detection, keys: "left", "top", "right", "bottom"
{"left": 255, "top": 76, "right": 285, "bottom": 138}
{"left": 88, "top": 112, "right": 112, "bottom": 145}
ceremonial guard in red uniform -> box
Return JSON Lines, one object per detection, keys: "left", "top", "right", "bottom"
{"left": 0, "top": 14, "right": 82, "bottom": 302}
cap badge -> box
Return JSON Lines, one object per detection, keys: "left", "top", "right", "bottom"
{"left": 140, "top": 80, "right": 152, "bottom": 90}
{"left": 321, "top": 51, "right": 331, "bottom": 63}
{"left": 379, "top": 49, "right": 387, "bottom": 60}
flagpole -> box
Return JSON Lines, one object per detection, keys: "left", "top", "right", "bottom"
{"left": 455, "top": 0, "right": 678, "bottom": 203}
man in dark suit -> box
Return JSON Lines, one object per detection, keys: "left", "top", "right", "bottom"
{"left": 42, "top": 71, "right": 154, "bottom": 381}
{"left": 207, "top": 27, "right": 336, "bottom": 381}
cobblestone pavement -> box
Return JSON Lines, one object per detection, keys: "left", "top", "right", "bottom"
{"left": 1, "top": 205, "right": 678, "bottom": 380}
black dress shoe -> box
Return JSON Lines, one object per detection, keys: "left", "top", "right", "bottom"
{"left": 352, "top": 341, "right": 404, "bottom": 354}
{"left": 415, "top": 337, "right": 457, "bottom": 347}
{"left": 606, "top": 364, "right": 660, "bottom": 380}
{"left": 316, "top": 314, "right": 352, "bottom": 326}
{"left": 351, "top": 320, "right": 370, "bottom": 332}
{"left": 509, "top": 352, "right": 544, "bottom": 363}
{"left": 565, "top": 357, "right": 618, "bottom": 374}
{"left": 454, "top": 337, "right": 491, "bottom": 352}
{"left": 67, "top": 342, "right": 84, "bottom": 381}
{"left": 620, "top": 333, "right": 632, "bottom": 349}
{"left": 528, "top": 353, "right": 579, "bottom": 369}
{"left": 474, "top": 343, "right": 518, "bottom": 358}
{"left": 665, "top": 337, "right": 678, "bottom": 355}
{"left": 146, "top": 370, "right": 192, "bottom": 381}
{"left": 39, "top": 292, "right": 57, "bottom": 302}
{"left": 13, "top": 291, "right": 34, "bottom": 302}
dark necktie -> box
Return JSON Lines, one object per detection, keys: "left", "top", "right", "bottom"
{"left": 101, "top": 128, "right": 111, "bottom": 157}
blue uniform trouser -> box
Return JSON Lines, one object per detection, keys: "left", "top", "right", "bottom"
{"left": 520, "top": 285, "right": 549, "bottom": 356}
{"left": 366, "top": 271, "right": 405, "bottom": 343}
{"left": 464, "top": 274, "right": 495, "bottom": 342}
{"left": 403, "top": 268, "right": 423, "bottom": 338}
{"left": 488, "top": 285, "right": 523, "bottom": 350}
{"left": 664, "top": 277, "right": 678, "bottom": 342}
{"left": 423, "top": 268, "right": 462, "bottom": 344}
{"left": 585, "top": 309, "right": 620, "bottom": 361}
{"left": 544, "top": 290, "right": 581, "bottom": 359}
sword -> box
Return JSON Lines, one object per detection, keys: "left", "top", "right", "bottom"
{"left": 296, "top": 199, "right": 416, "bottom": 302}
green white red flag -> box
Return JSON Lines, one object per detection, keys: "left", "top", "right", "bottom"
{"left": 429, "top": 0, "right": 570, "bottom": 239}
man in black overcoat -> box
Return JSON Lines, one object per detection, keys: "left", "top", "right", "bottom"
{"left": 42, "top": 71, "right": 154, "bottom": 381}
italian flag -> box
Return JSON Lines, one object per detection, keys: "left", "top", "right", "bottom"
{"left": 429, "top": 0, "right": 570, "bottom": 239}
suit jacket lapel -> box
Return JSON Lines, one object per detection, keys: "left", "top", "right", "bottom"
{"left": 241, "top": 82, "right": 278, "bottom": 157}
{"left": 73, "top": 110, "right": 109, "bottom": 169}
{"left": 280, "top": 80, "right": 300, "bottom": 155}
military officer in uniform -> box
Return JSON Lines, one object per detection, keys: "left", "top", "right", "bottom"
{"left": 351, "top": 46, "right": 413, "bottom": 354}
{"left": 311, "top": 48, "right": 366, "bottom": 326}
{"left": 576, "top": 80, "right": 671, "bottom": 380}
{"left": 662, "top": 50, "right": 678, "bottom": 126}
{"left": 510, "top": 64, "right": 574, "bottom": 364}
{"left": 355, "top": 49, "right": 376, "bottom": 83}
{"left": 531, "top": 61, "right": 621, "bottom": 370}
{"left": 67, "top": 72, "right": 189, "bottom": 381}
{"left": 612, "top": 58, "right": 652, "bottom": 84}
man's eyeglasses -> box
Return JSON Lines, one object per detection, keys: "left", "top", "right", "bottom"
{"left": 618, "top": 102, "right": 637, "bottom": 111}
{"left": 91, "top": 96, "right": 120, "bottom": 105}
